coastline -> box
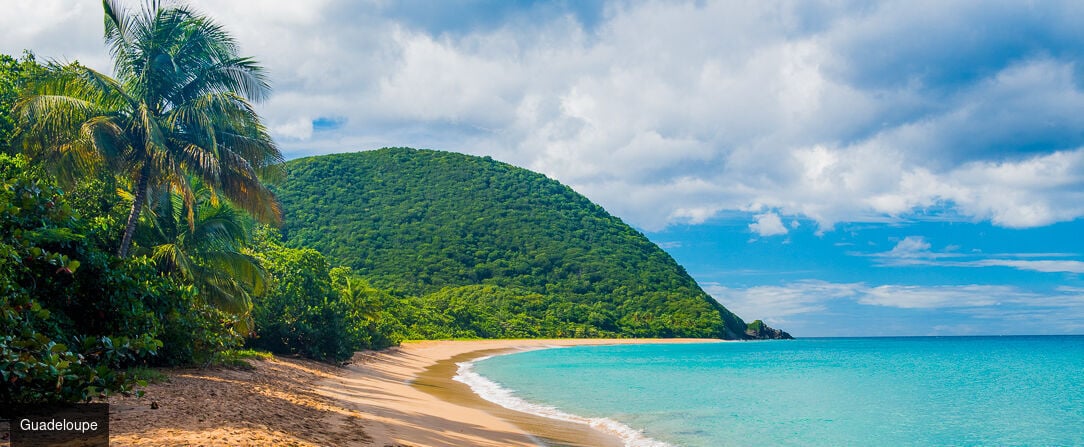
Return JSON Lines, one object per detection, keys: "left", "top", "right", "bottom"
{"left": 107, "top": 338, "right": 719, "bottom": 446}
{"left": 324, "top": 338, "right": 720, "bottom": 447}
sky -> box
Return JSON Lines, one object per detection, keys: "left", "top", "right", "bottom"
{"left": 4, "top": 0, "right": 1084, "bottom": 336}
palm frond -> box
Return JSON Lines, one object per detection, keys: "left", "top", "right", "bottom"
{"left": 193, "top": 267, "right": 253, "bottom": 316}
{"left": 176, "top": 142, "right": 221, "bottom": 181}
{"left": 213, "top": 150, "right": 282, "bottom": 224}
{"left": 192, "top": 204, "right": 247, "bottom": 244}
{"left": 205, "top": 250, "right": 268, "bottom": 296}
{"left": 103, "top": 0, "right": 136, "bottom": 76}
{"left": 79, "top": 66, "right": 140, "bottom": 111}
{"left": 32, "top": 0, "right": 285, "bottom": 258}
{"left": 13, "top": 64, "right": 123, "bottom": 184}
{"left": 82, "top": 115, "right": 130, "bottom": 165}
{"left": 175, "top": 56, "right": 270, "bottom": 103}
{"left": 152, "top": 242, "right": 194, "bottom": 279}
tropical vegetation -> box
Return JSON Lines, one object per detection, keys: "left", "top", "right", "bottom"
{"left": 0, "top": 0, "right": 371, "bottom": 404}
{"left": 276, "top": 148, "right": 750, "bottom": 339}
{"left": 0, "top": 52, "right": 42, "bottom": 154}
{"left": 14, "top": 0, "right": 284, "bottom": 258}
{"left": 1, "top": 0, "right": 772, "bottom": 405}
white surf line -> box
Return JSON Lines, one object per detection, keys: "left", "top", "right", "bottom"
{"left": 453, "top": 349, "right": 675, "bottom": 447}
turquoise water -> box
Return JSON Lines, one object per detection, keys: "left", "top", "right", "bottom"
{"left": 463, "top": 337, "right": 1084, "bottom": 447}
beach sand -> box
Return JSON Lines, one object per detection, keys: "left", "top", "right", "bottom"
{"left": 109, "top": 338, "right": 717, "bottom": 446}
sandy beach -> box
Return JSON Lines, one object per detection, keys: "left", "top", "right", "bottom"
{"left": 108, "top": 338, "right": 717, "bottom": 446}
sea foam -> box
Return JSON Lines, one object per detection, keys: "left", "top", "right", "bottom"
{"left": 454, "top": 351, "right": 675, "bottom": 447}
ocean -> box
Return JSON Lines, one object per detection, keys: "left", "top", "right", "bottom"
{"left": 456, "top": 336, "right": 1084, "bottom": 447}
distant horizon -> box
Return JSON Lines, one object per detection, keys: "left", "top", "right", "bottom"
{"left": 788, "top": 333, "right": 1084, "bottom": 339}
{"left": 5, "top": 0, "right": 1084, "bottom": 337}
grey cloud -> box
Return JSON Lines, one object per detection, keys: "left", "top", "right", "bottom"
{"left": 7, "top": 0, "right": 1084, "bottom": 231}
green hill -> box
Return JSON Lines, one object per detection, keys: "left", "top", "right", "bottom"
{"left": 275, "top": 147, "right": 749, "bottom": 339}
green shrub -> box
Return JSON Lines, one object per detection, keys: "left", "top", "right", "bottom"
{"left": 248, "top": 229, "right": 356, "bottom": 362}
{"left": 126, "top": 366, "right": 169, "bottom": 384}
{"left": 218, "top": 349, "right": 273, "bottom": 361}
{"left": 0, "top": 154, "right": 249, "bottom": 403}
{"left": 0, "top": 154, "right": 164, "bottom": 402}
{"left": 330, "top": 267, "right": 403, "bottom": 349}
{"left": 206, "top": 349, "right": 273, "bottom": 370}
{"left": 154, "top": 293, "right": 246, "bottom": 366}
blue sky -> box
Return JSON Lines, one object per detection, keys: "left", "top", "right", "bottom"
{"left": 4, "top": 0, "right": 1084, "bottom": 336}
{"left": 650, "top": 217, "right": 1084, "bottom": 336}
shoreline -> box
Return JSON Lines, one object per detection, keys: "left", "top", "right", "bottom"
{"left": 414, "top": 348, "right": 624, "bottom": 447}
{"left": 107, "top": 338, "right": 720, "bottom": 446}
{"left": 328, "top": 338, "right": 720, "bottom": 446}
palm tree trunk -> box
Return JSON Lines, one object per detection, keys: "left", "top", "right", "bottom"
{"left": 118, "top": 165, "right": 151, "bottom": 258}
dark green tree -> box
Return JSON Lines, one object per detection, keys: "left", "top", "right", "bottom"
{"left": 249, "top": 228, "right": 359, "bottom": 362}
{"left": 0, "top": 52, "right": 43, "bottom": 154}
{"left": 330, "top": 267, "right": 403, "bottom": 349}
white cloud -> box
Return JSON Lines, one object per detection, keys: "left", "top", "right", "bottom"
{"left": 968, "top": 259, "right": 1084, "bottom": 274}
{"left": 0, "top": 1, "right": 110, "bottom": 69}
{"left": 857, "top": 285, "right": 1014, "bottom": 309}
{"left": 939, "top": 149, "right": 1084, "bottom": 228}
{"left": 6, "top": 1, "right": 1084, "bottom": 231}
{"left": 887, "top": 236, "right": 932, "bottom": 258}
{"left": 706, "top": 280, "right": 1083, "bottom": 328}
{"left": 271, "top": 117, "right": 315, "bottom": 141}
{"left": 869, "top": 237, "right": 1084, "bottom": 273}
{"left": 703, "top": 280, "right": 861, "bottom": 323}
{"left": 375, "top": 28, "right": 528, "bottom": 126}
{"left": 749, "top": 212, "right": 789, "bottom": 237}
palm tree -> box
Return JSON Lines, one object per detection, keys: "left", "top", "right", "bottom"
{"left": 140, "top": 182, "right": 267, "bottom": 332}
{"left": 15, "top": 0, "right": 284, "bottom": 257}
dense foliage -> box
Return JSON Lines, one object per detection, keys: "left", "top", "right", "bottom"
{"left": 0, "top": 154, "right": 226, "bottom": 403}
{"left": 399, "top": 285, "right": 608, "bottom": 339}
{"left": 248, "top": 228, "right": 398, "bottom": 362}
{"left": 0, "top": 147, "right": 384, "bottom": 404}
{"left": 1, "top": 29, "right": 374, "bottom": 399}
{"left": 0, "top": 52, "right": 41, "bottom": 154}
{"left": 277, "top": 148, "right": 749, "bottom": 339}
{"left": 136, "top": 183, "right": 268, "bottom": 333}
{"left": 0, "top": 0, "right": 298, "bottom": 403}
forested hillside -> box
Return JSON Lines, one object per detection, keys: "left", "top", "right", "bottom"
{"left": 276, "top": 148, "right": 749, "bottom": 339}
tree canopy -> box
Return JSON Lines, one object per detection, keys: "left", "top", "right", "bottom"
{"left": 276, "top": 148, "right": 749, "bottom": 339}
